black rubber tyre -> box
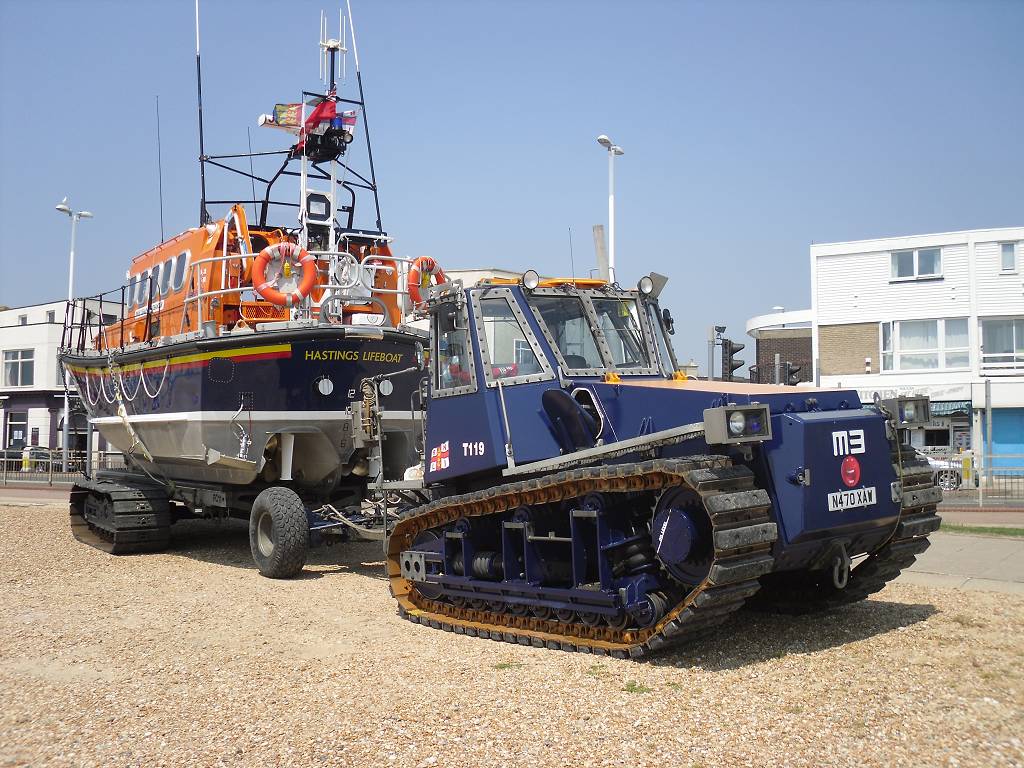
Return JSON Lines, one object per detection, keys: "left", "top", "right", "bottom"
{"left": 249, "top": 487, "right": 309, "bottom": 578}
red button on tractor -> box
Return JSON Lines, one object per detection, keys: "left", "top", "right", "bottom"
{"left": 841, "top": 455, "right": 861, "bottom": 488}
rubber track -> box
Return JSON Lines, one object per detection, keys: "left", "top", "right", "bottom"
{"left": 388, "top": 457, "right": 777, "bottom": 658}
{"left": 69, "top": 474, "right": 171, "bottom": 555}
{"left": 747, "top": 447, "right": 942, "bottom": 614}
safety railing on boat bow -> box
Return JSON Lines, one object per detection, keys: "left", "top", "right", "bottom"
{"left": 60, "top": 251, "right": 421, "bottom": 356}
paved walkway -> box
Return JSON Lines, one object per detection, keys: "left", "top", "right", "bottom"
{"left": 899, "top": 532, "right": 1024, "bottom": 595}
{"left": 0, "top": 486, "right": 70, "bottom": 505}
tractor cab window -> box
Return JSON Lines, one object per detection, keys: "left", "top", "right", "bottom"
{"left": 647, "top": 303, "right": 676, "bottom": 376}
{"left": 529, "top": 295, "right": 603, "bottom": 371}
{"left": 434, "top": 303, "right": 476, "bottom": 394}
{"left": 591, "top": 297, "right": 649, "bottom": 369}
{"left": 479, "top": 297, "right": 543, "bottom": 378}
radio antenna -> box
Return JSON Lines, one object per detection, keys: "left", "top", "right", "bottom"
{"left": 194, "top": 0, "right": 211, "bottom": 225}
{"left": 568, "top": 226, "right": 576, "bottom": 285}
{"left": 346, "top": 0, "right": 382, "bottom": 231}
{"left": 156, "top": 96, "right": 165, "bottom": 241}
{"left": 247, "top": 128, "right": 258, "bottom": 224}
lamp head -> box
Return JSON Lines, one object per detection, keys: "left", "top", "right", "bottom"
{"left": 55, "top": 203, "right": 71, "bottom": 215}
{"left": 78, "top": 211, "right": 93, "bottom": 219}
{"left": 611, "top": 145, "right": 624, "bottom": 156}
{"left": 596, "top": 134, "right": 612, "bottom": 149}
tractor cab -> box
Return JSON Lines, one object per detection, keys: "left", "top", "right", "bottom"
{"left": 423, "top": 273, "right": 682, "bottom": 487}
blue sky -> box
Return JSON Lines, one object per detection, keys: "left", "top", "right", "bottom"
{"left": 1, "top": 0, "right": 1021, "bottom": 371}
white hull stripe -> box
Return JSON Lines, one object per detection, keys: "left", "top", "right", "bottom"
{"left": 90, "top": 410, "right": 421, "bottom": 425}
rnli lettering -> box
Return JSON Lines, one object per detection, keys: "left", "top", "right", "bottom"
{"left": 304, "top": 349, "right": 404, "bottom": 363}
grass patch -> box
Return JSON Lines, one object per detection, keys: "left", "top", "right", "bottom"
{"left": 785, "top": 705, "right": 803, "bottom": 715}
{"left": 940, "top": 522, "right": 1024, "bottom": 538}
{"left": 666, "top": 681, "right": 683, "bottom": 691}
{"left": 585, "top": 664, "right": 608, "bottom": 678}
{"left": 493, "top": 661, "right": 524, "bottom": 670}
{"left": 623, "top": 680, "right": 652, "bottom": 694}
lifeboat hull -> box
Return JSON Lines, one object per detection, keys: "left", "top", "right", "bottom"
{"left": 62, "top": 325, "right": 425, "bottom": 489}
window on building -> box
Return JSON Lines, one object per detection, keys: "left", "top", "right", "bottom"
{"left": 981, "top": 318, "right": 1024, "bottom": 371}
{"left": 1001, "top": 242, "right": 1018, "bottom": 272}
{"left": 880, "top": 318, "right": 968, "bottom": 371}
{"left": 944, "top": 318, "right": 969, "bottom": 368}
{"left": 17, "top": 315, "right": 27, "bottom": 326}
{"left": 513, "top": 338, "right": 531, "bottom": 366}
{"left": 890, "top": 248, "right": 941, "bottom": 280}
{"left": 46, "top": 310, "right": 55, "bottom": 323}
{"left": 2, "top": 349, "right": 35, "bottom": 386}
{"left": 5, "top": 411, "right": 27, "bottom": 449}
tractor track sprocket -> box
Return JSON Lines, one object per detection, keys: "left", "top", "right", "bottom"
{"left": 388, "top": 457, "right": 777, "bottom": 658}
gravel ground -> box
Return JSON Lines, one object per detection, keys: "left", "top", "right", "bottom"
{"left": 1, "top": 504, "right": 1021, "bottom": 768}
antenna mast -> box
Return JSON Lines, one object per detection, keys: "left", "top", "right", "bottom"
{"left": 156, "top": 96, "right": 165, "bottom": 241}
{"left": 347, "top": 0, "right": 383, "bottom": 231}
{"left": 195, "top": 0, "right": 211, "bottom": 225}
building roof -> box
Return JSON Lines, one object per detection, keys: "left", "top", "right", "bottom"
{"left": 811, "top": 225, "right": 1024, "bottom": 255}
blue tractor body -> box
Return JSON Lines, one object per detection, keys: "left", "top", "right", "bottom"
{"left": 389, "top": 277, "right": 941, "bottom": 656}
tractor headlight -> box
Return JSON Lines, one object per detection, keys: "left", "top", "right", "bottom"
{"left": 522, "top": 270, "right": 541, "bottom": 290}
{"left": 728, "top": 411, "right": 746, "bottom": 435}
{"left": 637, "top": 275, "right": 655, "bottom": 296}
{"left": 703, "top": 404, "right": 772, "bottom": 445}
{"left": 880, "top": 396, "right": 930, "bottom": 428}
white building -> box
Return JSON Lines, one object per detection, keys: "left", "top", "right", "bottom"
{"left": 0, "top": 299, "right": 115, "bottom": 452}
{"left": 804, "top": 226, "right": 1024, "bottom": 461}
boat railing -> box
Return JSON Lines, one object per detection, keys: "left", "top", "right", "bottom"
{"left": 177, "top": 251, "right": 252, "bottom": 335}
{"left": 61, "top": 249, "right": 422, "bottom": 358}
{"left": 61, "top": 283, "right": 133, "bottom": 355}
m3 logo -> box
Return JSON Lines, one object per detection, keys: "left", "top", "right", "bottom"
{"left": 832, "top": 429, "right": 866, "bottom": 457}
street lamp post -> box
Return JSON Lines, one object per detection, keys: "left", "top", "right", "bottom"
{"left": 55, "top": 198, "right": 93, "bottom": 472}
{"left": 596, "top": 135, "right": 624, "bottom": 284}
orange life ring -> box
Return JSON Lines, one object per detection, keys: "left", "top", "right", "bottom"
{"left": 253, "top": 242, "right": 317, "bottom": 307}
{"left": 408, "top": 256, "right": 448, "bottom": 307}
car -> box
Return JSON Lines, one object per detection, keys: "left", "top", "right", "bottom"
{"left": 920, "top": 452, "right": 967, "bottom": 491}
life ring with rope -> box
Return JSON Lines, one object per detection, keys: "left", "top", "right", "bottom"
{"left": 408, "top": 256, "right": 448, "bottom": 307}
{"left": 253, "top": 242, "right": 317, "bottom": 307}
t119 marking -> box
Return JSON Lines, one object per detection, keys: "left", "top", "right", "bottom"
{"left": 463, "top": 441, "right": 486, "bottom": 457}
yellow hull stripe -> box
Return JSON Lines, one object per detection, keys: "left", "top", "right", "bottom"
{"left": 65, "top": 343, "right": 292, "bottom": 376}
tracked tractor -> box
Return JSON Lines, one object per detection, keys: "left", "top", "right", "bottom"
{"left": 387, "top": 272, "right": 941, "bottom": 657}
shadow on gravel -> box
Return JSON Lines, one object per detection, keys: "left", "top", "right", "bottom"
{"left": 647, "top": 599, "right": 937, "bottom": 670}
{"left": 164, "top": 518, "right": 388, "bottom": 580}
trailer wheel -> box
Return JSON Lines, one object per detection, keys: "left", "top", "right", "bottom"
{"left": 249, "top": 487, "right": 309, "bottom": 578}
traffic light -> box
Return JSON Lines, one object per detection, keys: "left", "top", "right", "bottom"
{"left": 721, "top": 338, "right": 745, "bottom": 381}
{"left": 785, "top": 361, "right": 802, "bottom": 386}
